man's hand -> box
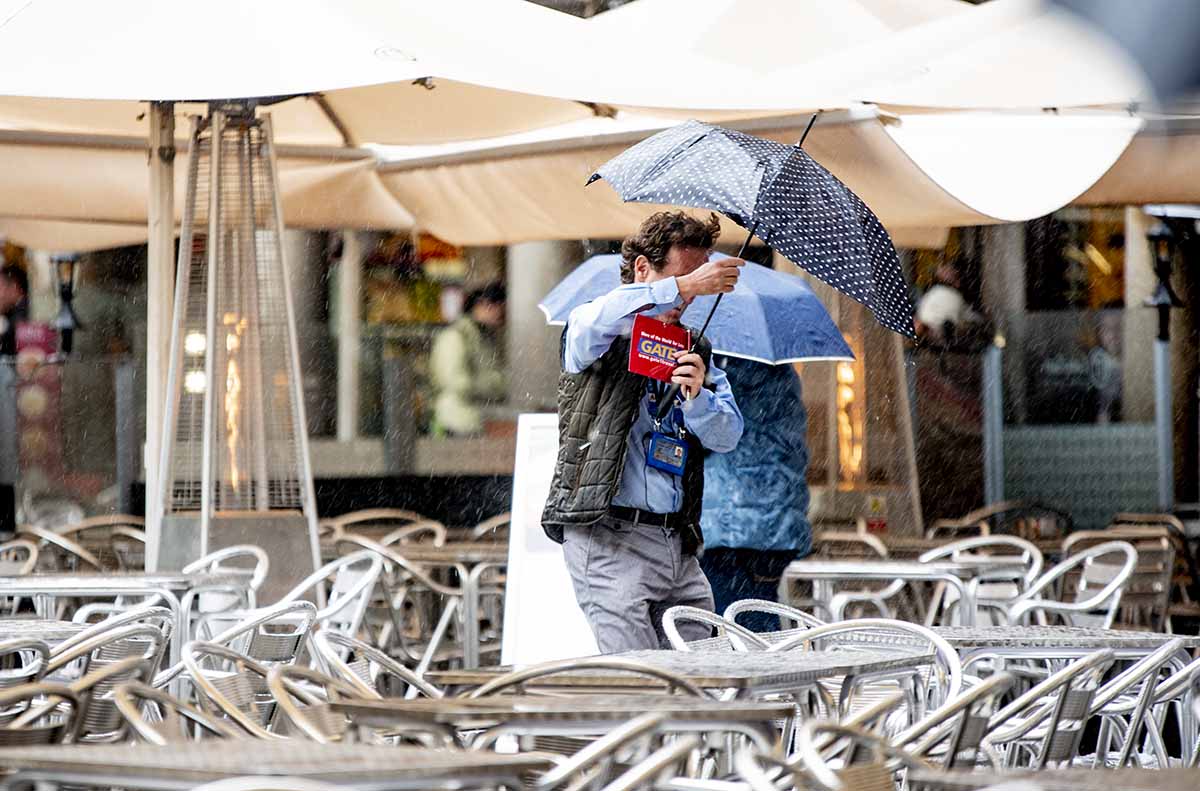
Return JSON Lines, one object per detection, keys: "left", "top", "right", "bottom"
{"left": 677, "top": 257, "right": 744, "bottom": 301}
{"left": 671, "top": 350, "right": 707, "bottom": 399}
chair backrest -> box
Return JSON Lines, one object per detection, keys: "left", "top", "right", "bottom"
{"left": 1087, "top": 637, "right": 1184, "bottom": 767}
{"left": 723, "top": 599, "right": 826, "bottom": 632}
{"left": 661, "top": 605, "right": 770, "bottom": 652}
{"left": 470, "top": 512, "right": 511, "bottom": 541}
{"left": 16, "top": 523, "right": 102, "bottom": 571}
{"left": 183, "top": 544, "right": 271, "bottom": 593}
{"left": 535, "top": 713, "right": 668, "bottom": 791}
{"left": 182, "top": 640, "right": 281, "bottom": 739}
{"left": 311, "top": 629, "right": 442, "bottom": 700}
{"left": 327, "top": 509, "right": 445, "bottom": 546}
{"left": 380, "top": 521, "right": 447, "bottom": 547}
{"left": 1064, "top": 528, "right": 1175, "bottom": 630}
{"left": 0, "top": 638, "right": 50, "bottom": 690}
{"left": 1009, "top": 541, "right": 1138, "bottom": 628}
{"left": 159, "top": 600, "right": 318, "bottom": 688}
{"left": 0, "top": 681, "right": 81, "bottom": 746}
{"left": 1112, "top": 512, "right": 1198, "bottom": 599}
{"left": 985, "top": 648, "right": 1115, "bottom": 769}
{"left": 894, "top": 672, "right": 1014, "bottom": 769}
{"left": 68, "top": 655, "right": 154, "bottom": 742}
{"left": 56, "top": 515, "right": 146, "bottom": 569}
{"left": 920, "top": 535, "right": 1043, "bottom": 625}
{"left": 0, "top": 538, "right": 38, "bottom": 575}
{"left": 467, "top": 657, "right": 708, "bottom": 699}
{"left": 791, "top": 721, "right": 934, "bottom": 791}
{"left": 770, "top": 618, "right": 962, "bottom": 713}
{"left": 936, "top": 501, "right": 1072, "bottom": 541}
{"left": 266, "top": 664, "right": 368, "bottom": 743}
{"left": 55, "top": 604, "right": 174, "bottom": 661}
{"left": 113, "top": 681, "right": 244, "bottom": 743}
{"left": 47, "top": 624, "right": 168, "bottom": 686}
{"left": 277, "top": 550, "right": 383, "bottom": 637}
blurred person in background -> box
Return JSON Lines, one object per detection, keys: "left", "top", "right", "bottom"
{"left": 0, "top": 264, "right": 28, "bottom": 357}
{"left": 700, "top": 357, "right": 810, "bottom": 632}
{"left": 429, "top": 282, "right": 507, "bottom": 436}
{"left": 0, "top": 264, "right": 28, "bottom": 537}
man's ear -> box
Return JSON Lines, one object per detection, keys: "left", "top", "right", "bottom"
{"left": 633, "top": 255, "right": 651, "bottom": 282}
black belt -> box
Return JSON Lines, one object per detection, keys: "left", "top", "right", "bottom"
{"left": 607, "top": 505, "right": 677, "bottom": 529}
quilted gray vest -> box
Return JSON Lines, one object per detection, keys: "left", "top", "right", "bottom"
{"left": 541, "top": 333, "right": 710, "bottom": 555}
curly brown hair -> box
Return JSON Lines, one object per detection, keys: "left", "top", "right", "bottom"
{"left": 620, "top": 211, "right": 721, "bottom": 284}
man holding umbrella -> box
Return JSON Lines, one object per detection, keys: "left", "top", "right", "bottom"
{"left": 541, "top": 211, "right": 745, "bottom": 653}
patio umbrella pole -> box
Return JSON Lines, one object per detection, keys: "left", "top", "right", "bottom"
{"left": 657, "top": 113, "right": 820, "bottom": 418}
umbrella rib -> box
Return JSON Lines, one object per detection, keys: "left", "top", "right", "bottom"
{"left": 310, "top": 94, "right": 357, "bottom": 148}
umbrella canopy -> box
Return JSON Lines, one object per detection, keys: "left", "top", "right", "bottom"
{"left": 589, "top": 120, "right": 915, "bottom": 337}
{"left": 540, "top": 253, "right": 852, "bottom": 365}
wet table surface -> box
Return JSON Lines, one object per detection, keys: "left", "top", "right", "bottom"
{"left": 0, "top": 618, "right": 87, "bottom": 643}
{"left": 0, "top": 742, "right": 553, "bottom": 791}
{"left": 430, "top": 647, "right": 932, "bottom": 694}
{"left": 932, "top": 625, "right": 1200, "bottom": 650}
{"left": 0, "top": 572, "right": 246, "bottom": 593}
{"left": 331, "top": 694, "right": 796, "bottom": 727}
{"left": 908, "top": 767, "right": 1200, "bottom": 791}
{"left": 784, "top": 559, "right": 1027, "bottom": 579}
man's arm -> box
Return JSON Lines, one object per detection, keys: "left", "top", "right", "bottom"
{"left": 678, "top": 357, "right": 743, "bottom": 453}
{"left": 562, "top": 279, "right": 682, "bottom": 373}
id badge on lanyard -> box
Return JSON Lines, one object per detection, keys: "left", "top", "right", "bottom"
{"left": 646, "top": 383, "right": 687, "bottom": 476}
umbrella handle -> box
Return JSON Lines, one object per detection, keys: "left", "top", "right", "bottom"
{"left": 654, "top": 223, "right": 757, "bottom": 421}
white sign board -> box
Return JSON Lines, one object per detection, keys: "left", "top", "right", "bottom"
{"left": 501, "top": 413, "right": 598, "bottom": 665}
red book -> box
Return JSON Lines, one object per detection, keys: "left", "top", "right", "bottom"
{"left": 628, "top": 314, "right": 690, "bottom": 383}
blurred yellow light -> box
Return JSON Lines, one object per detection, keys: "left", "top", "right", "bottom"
{"left": 184, "top": 332, "right": 207, "bottom": 357}
{"left": 184, "top": 370, "right": 206, "bottom": 394}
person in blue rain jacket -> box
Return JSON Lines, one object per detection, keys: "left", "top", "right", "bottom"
{"left": 700, "top": 355, "right": 811, "bottom": 631}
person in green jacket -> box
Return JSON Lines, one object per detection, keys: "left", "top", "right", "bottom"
{"left": 430, "top": 283, "right": 507, "bottom": 436}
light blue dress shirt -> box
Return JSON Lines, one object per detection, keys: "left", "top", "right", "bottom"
{"left": 564, "top": 278, "right": 743, "bottom": 514}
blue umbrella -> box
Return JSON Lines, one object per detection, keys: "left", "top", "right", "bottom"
{"left": 539, "top": 253, "right": 853, "bottom": 365}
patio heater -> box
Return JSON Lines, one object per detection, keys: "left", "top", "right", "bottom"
{"left": 153, "top": 103, "right": 320, "bottom": 599}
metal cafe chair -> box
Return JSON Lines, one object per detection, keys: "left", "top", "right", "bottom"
{"left": 724, "top": 599, "right": 826, "bottom": 632}
{"left": 787, "top": 720, "right": 935, "bottom": 791}
{"left": 47, "top": 624, "right": 168, "bottom": 690}
{"left": 182, "top": 640, "right": 283, "bottom": 740}
{"left": 334, "top": 534, "right": 465, "bottom": 673}
{"left": 56, "top": 604, "right": 174, "bottom": 661}
{"left": 535, "top": 713, "right": 671, "bottom": 791}
{"left": 311, "top": 629, "right": 443, "bottom": 700}
{"left": 465, "top": 657, "right": 708, "bottom": 700}
{"left": 662, "top": 606, "right": 771, "bottom": 653}
{"left": 982, "top": 648, "right": 1115, "bottom": 769}
{"left": 16, "top": 522, "right": 103, "bottom": 573}
{"left": 55, "top": 514, "right": 146, "bottom": 571}
{"left": 917, "top": 535, "right": 1043, "bottom": 627}
{"left": 0, "top": 638, "right": 51, "bottom": 690}
{"left": 67, "top": 655, "right": 154, "bottom": 742}
{"left": 1064, "top": 527, "right": 1176, "bottom": 631}
{"left": 1006, "top": 540, "right": 1138, "bottom": 628}
{"left": 0, "top": 681, "right": 81, "bottom": 745}
{"left": 156, "top": 600, "right": 318, "bottom": 689}
{"left": 113, "top": 681, "right": 244, "bottom": 743}
{"left": 1134, "top": 652, "right": 1200, "bottom": 768}
{"left": 929, "top": 501, "right": 1072, "bottom": 543}
{"left": 598, "top": 735, "right": 702, "bottom": 791}
{"left": 769, "top": 618, "right": 963, "bottom": 722}
{"left": 1083, "top": 637, "right": 1186, "bottom": 768}
{"left": 182, "top": 544, "right": 271, "bottom": 627}
{"left": 892, "top": 672, "right": 1015, "bottom": 769}
{"left": 195, "top": 553, "right": 381, "bottom": 644}
{"left": 787, "top": 529, "right": 891, "bottom": 621}
{"left": 0, "top": 537, "right": 39, "bottom": 575}
{"left": 266, "top": 664, "right": 380, "bottom": 744}
{"left": 326, "top": 508, "right": 445, "bottom": 547}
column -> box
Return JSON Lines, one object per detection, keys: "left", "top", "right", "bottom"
{"left": 336, "top": 232, "right": 365, "bottom": 441}
{"left": 505, "top": 241, "right": 582, "bottom": 412}
{"left": 1123, "top": 208, "right": 1156, "bottom": 423}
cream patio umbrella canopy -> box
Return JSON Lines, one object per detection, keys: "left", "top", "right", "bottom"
{"left": 378, "top": 108, "right": 1141, "bottom": 246}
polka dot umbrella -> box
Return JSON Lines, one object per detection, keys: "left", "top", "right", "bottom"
{"left": 587, "top": 117, "right": 915, "bottom": 341}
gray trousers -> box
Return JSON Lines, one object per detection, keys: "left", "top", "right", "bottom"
{"left": 563, "top": 515, "right": 715, "bottom": 653}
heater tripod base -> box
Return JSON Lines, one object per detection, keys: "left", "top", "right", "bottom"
{"left": 158, "top": 510, "right": 317, "bottom": 603}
